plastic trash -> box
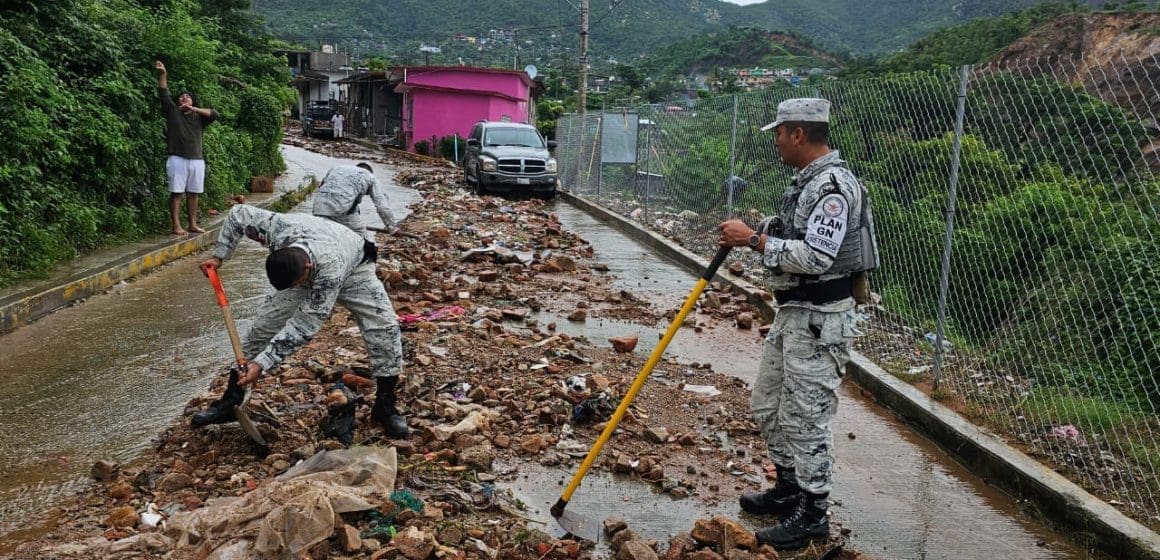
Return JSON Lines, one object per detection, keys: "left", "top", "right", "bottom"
{"left": 682, "top": 384, "right": 722, "bottom": 397}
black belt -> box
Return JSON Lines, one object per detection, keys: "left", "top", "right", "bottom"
{"left": 775, "top": 277, "right": 853, "bottom": 305}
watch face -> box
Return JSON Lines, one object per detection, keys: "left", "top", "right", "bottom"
{"left": 749, "top": 234, "right": 760, "bottom": 247}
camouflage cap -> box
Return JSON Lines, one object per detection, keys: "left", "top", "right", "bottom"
{"left": 760, "top": 98, "right": 830, "bottom": 132}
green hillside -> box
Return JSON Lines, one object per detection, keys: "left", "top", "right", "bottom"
{"left": 642, "top": 26, "right": 840, "bottom": 78}
{"left": 249, "top": 0, "right": 1101, "bottom": 59}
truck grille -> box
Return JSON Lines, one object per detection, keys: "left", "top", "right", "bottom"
{"left": 498, "top": 158, "right": 546, "bottom": 174}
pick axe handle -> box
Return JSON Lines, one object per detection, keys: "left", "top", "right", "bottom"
{"left": 207, "top": 268, "right": 246, "bottom": 366}
{"left": 552, "top": 246, "right": 732, "bottom": 517}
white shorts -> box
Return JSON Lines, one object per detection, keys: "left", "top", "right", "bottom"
{"left": 166, "top": 155, "right": 206, "bottom": 194}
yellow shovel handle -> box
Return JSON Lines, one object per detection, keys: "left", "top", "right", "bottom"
{"left": 552, "top": 246, "right": 732, "bottom": 517}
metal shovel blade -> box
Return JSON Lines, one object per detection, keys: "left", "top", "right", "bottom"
{"left": 554, "top": 508, "right": 600, "bottom": 543}
{"left": 233, "top": 387, "right": 268, "bottom": 447}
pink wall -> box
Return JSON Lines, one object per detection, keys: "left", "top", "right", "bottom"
{"left": 406, "top": 68, "right": 529, "bottom": 100}
{"left": 398, "top": 67, "right": 532, "bottom": 152}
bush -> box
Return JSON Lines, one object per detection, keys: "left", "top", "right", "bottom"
{"left": 413, "top": 139, "right": 433, "bottom": 157}
{"left": 436, "top": 134, "right": 463, "bottom": 162}
{"left": 0, "top": 0, "right": 290, "bottom": 286}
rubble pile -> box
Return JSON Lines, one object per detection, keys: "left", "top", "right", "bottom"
{"left": 4, "top": 141, "right": 859, "bottom": 560}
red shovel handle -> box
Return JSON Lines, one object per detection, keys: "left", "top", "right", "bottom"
{"left": 207, "top": 268, "right": 229, "bottom": 308}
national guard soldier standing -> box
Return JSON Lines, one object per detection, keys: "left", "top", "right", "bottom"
{"left": 718, "top": 98, "right": 879, "bottom": 550}
{"left": 194, "top": 204, "right": 410, "bottom": 438}
{"left": 313, "top": 162, "right": 400, "bottom": 244}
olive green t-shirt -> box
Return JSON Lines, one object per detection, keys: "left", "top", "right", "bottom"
{"left": 159, "top": 87, "right": 218, "bottom": 159}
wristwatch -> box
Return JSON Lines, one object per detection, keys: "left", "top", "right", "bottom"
{"left": 748, "top": 233, "right": 762, "bottom": 250}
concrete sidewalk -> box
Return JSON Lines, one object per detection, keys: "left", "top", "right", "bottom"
{"left": 0, "top": 145, "right": 320, "bottom": 335}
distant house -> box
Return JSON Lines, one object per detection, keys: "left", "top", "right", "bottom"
{"left": 395, "top": 66, "right": 533, "bottom": 153}
{"left": 278, "top": 46, "right": 353, "bottom": 118}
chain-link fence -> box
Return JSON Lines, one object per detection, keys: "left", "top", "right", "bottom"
{"left": 556, "top": 55, "right": 1159, "bottom": 529}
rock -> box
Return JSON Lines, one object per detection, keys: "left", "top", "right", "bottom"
{"left": 725, "top": 551, "right": 756, "bottom": 560}
{"left": 393, "top": 526, "right": 435, "bottom": 560}
{"left": 437, "top": 525, "right": 465, "bottom": 546}
{"left": 756, "top": 545, "right": 780, "bottom": 559}
{"left": 687, "top": 550, "right": 726, "bottom": 560}
{"left": 735, "top": 313, "right": 754, "bottom": 330}
{"left": 567, "top": 309, "right": 587, "bottom": 321}
{"left": 171, "top": 458, "right": 194, "bottom": 475}
{"left": 493, "top": 434, "right": 512, "bottom": 448}
{"left": 604, "top": 516, "right": 628, "bottom": 537}
{"left": 519, "top": 434, "right": 545, "bottom": 454}
{"left": 644, "top": 426, "right": 670, "bottom": 444}
{"left": 589, "top": 374, "right": 611, "bottom": 391}
{"left": 104, "top": 506, "right": 139, "bottom": 529}
{"left": 728, "top": 262, "right": 745, "bottom": 276}
{"left": 617, "top": 540, "right": 659, "bottom": 560}
{"left": 156, "top": 472, "right": 194, "bottom": 493}
{"left": 555, "top": 255, "right": 577, "bottom": 271}
{"left": 460, "top": 444, "right": 496, "bottom": 471}
{"left": 610, "top": 336, "right": 638, "bottom": 353}
{"left": 363, "top": 538, "right": 382, "bottom": 552}
{"left": 662, "top": 534, "right": 698, "bottom": 560}
{"left": 544, "top": 260, "right": 565, "bottom": 273}
{"left": 610, "top": 529, "right": 639, "bottom": 552}
{"left": 338, "top": 524, "right": 362, "bottom": 552}
{"left": 501, "top": 308, "right": 528, "bottom": 321}
{"left": 677, "top": 433, "right": 698, "bottom": 446}
{"left": 613, "top": 453, "right": 634, "bottom": 474}
{"left": 691, "top": 516, "right": 757, "bottom": 551}
{"left": 479, "top": 270, "right": 499, "bottom": 282}
{"left": 92, "top": 460, "right": 118, "bottom": 481}
{"left": 107, "top": 480, "right": 134, "bottom": 501}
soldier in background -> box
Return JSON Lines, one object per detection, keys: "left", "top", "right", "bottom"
{"left": 718, "top": 98, "right": 879, "bottom": 550}
{"left": 313, "top": 162, "right": 400, "bottom": 245}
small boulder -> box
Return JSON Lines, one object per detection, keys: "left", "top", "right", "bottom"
{"left": 610, "top": 336, "right": 638, "bottom": 353}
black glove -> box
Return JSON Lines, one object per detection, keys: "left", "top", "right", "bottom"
{"left": 362, "top": 240, "right": 378, "bottom": 264}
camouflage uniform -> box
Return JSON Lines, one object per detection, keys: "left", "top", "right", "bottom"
{"left": 312, "top": 165, "right": 399, "bottom": 242}
{"left": 752, "top": 148, "right": 867, "bottom": 495}
{"left": 213, "top": 204, "right": 403, "bottom": 379}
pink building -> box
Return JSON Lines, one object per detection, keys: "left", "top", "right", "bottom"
{"left": 395, "top": 66, "right": 533, "bottom": 153}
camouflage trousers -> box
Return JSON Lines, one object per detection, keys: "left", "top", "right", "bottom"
{"left": 751, "top": 306, "right": 854, "bottom": 494}
{"left": 321, "top": 212, "right": 373, "bottom": 243}
{"left": 244, "top": 263, "right": 403, "bottom": 378}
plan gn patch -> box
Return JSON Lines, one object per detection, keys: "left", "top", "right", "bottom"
{"left": 804, "top": 193, "right": 848, "bottom": 258}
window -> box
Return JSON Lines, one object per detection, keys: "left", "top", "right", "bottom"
{"left": 482, "top": 127, "right": 544, "bottom": 148}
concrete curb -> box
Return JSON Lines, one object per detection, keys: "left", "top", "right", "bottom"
{"left": 0, "top": 178, "right": 318, "bottom": 335}
{"left": 559, "top": 190, "right": 1160, "bottom": 560}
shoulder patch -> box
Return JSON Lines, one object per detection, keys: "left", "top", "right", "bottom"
{"left": 804, "top": 194, "right": 849, "bottom": 258}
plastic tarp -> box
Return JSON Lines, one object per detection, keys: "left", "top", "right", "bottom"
{"left": 162, "top": 447, "right": 398, "bottom": 559}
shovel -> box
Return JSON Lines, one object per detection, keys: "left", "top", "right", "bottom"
{"left": 551, "top": 246, "right": 732, "bottom": 541}
{"left": 206, "top": 268, "right": 268, "bottom": 447}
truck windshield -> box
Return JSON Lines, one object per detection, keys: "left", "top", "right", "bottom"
{"left": 484, "top": 128, "right": 544, "bottom": 148}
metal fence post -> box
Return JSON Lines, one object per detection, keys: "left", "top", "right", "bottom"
{"left": 728, "top": 95, "right": 739, "bottom": 218}
{"left": 933, "top": 65, "right": 971, "bottom": 390}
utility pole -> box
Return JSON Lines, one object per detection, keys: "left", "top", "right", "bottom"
{"left": 578, "top": 0, "right": 589, "bottom": 113}
{"left": 513, "top": 28, "right": 519, "bottom": 70}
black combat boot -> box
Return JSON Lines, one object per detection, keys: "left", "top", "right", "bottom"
{"left": 739, "top": 464, "right": 802, "bottom": 517}
{"left": 371, "top": 376, "right": 410, "bottom": 437}
{"left": 755, "top": 491, "right": 831, "bottom": 550}
{"left": 191, "top": 367, "right": 246, "bottom": 428}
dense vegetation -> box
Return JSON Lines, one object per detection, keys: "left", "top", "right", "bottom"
{"left": 249, "top": 0, "right": 1078, "bottom": 59}
{"left": 0, "top": 0, "right": 291, "bottom": 287}
{"left": 641, "top": 26, "right": 838, "bottom": 78}
{"left": 842, "top": 3, "right": 1095, "bottom": 75}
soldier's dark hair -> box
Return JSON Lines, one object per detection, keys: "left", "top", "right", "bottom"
{"left": 265, "top": 247, "right": 310, "bottom": 290}
{"left": 356, "top": 162, "right": 373, "bottom": 172}
{"left": 780, "top": 121, "right": 829, "bottom": 144}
